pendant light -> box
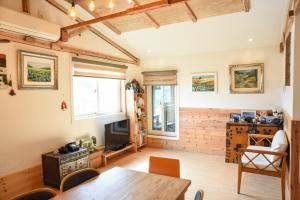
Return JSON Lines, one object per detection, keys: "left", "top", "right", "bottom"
{"left": 68, "top": 0, "right": 77, "bottom": 20}
{"left": 108, "top": 0, "right": 114, "bottom": 9}
{"left": 89, "top": 0, "right": 96, "bottom": 12}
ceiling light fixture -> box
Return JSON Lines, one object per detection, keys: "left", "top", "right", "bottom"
{"left": 109, "top": 0, "right": 115, "bottom": 9}
{"left": 68, "top": 0, "right": 77, "bottom": 20}
{"left": 128, "top": 0, "right": 133, "bottom": 3}
{"left": 147, "top": 49, "right": 152, "bottom": 53}
{"left": 248, "top": 38, "right": 253, "bottom": 42}
{"left": 89, "top": 0, "right": 96, "bottom": 12}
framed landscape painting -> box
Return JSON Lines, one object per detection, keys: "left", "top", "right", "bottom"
{"left": 18, "top": 50, "right": 58, "bottom": 89}
{"left": 229, "top": 63, "right": 264, "bottom": 94}
{"left": 192, "top": 72, "right": 217, "bottom": 93}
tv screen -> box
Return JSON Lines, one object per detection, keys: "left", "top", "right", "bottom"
{"left": 105, "top": 119, "right": 130, "bottom": 151}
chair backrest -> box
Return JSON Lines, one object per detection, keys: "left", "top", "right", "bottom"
{"left": 194, "top": 190, "right": 204, "bottom": 200}
{"left": 270, "top": 130, "right": 288, "bottom": 165}
{"left": 149, "top": 156, "right": 180, "bottom": 178}
{"left": 60, "top": 168, "right": 100, "bottom": 192}
{"left": 11, "top": 188, "right": 57, "bottom": 200}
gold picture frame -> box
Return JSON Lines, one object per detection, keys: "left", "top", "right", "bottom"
{"left": 18, "top": 50, "right": 58, "bottom": 89}
{"left": 229, "top": 63, "right": 264, "bottom": 94}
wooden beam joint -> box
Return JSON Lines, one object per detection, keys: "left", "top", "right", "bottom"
{"left": 62, "top": 0, "right": 187, "bottom": 31}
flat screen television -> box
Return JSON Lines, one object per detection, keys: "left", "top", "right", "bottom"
{"left": 105, "top": 119, "right": 130, "bottom": 151}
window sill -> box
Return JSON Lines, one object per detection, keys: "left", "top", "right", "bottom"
{"left": 74, "top": 112, "right": 125, "bottom": 121}
{"left": 147, "top": 134, "right": 179, "bottom": 141}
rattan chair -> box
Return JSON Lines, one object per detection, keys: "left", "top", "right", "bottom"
{"left": 60, "top": 168, "right": 100, "bottom": 192}
{"left": 10, "top": 188, "right": 57, "bottom": 200}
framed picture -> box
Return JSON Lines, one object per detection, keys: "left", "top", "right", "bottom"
{"left": 192, "top": 72, "right": 217, "bottom": 93}
{"left": 229, "top": 63, "right": 264, "bottom": 93}
{"left": 0, "top": 54, "right": 8, "bottom": 89}
{"left": 241, "top": 110, "right": 256, "bottom": 119}
{"left": 18, "top": 50, "right": 58, "bottom": 89}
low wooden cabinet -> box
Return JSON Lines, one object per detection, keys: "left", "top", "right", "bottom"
{"left": 225, "top": 122, "right": 281, "bottom": 163}
{"left": 42, "top": 148, "right": 89, "bottom": 188}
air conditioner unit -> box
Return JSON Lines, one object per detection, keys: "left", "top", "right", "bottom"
{"left": 0, "top": 6, "right": 60, "bottom": 42}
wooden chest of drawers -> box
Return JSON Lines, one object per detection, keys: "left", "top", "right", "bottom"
{"left": 225, "top": 122, "right": 281, "bottom": 163}
{"left": 42, "top": 148, "right": 89, "bottom": 188}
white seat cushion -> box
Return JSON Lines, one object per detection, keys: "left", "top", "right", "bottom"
{"left": 270, "top": 130, "right": 288, "bottom": 166}
{"left": 241, "top": 146, "right": 280, "bottom": 171}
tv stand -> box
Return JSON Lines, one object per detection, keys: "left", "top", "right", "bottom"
{"left": 102, "top": 143, "right": 137, "bottom": 166}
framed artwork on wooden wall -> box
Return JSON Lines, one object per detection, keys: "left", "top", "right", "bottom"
{"left": 229, "top": 63, "right": 264, "bottom": 94}
{"left": 192, "top": 72, "right": 217, "bottom": 93}
{"left": 18, "top": 50, "right": 58, "bottom": 89}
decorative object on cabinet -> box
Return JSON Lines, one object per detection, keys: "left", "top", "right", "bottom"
{"left": 229, "top": 63, "right": 264, "bottom": 94}
{"left": 225, "top": 122, "right": 281, "bottom": 163}
{"left": 18, "top": 50, "right": 58, "bottom": 89}
{"left": 191, "top": 72, "right": 217, "bottom": 93}
{"left": 42, "top": 148, "right": 89, "bottom": 189}
{"left": 80, "top": 136, "right": 96, "bottom": 153}
{"left": 126, "top": 85, "right": 148, "bottom": 149}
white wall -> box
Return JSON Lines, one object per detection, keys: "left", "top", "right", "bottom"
{"left": 142, "top": 46, "right": 284, "bottom": 110}
{"left": 0, "top": 0, "right": 141, "bottom": 177}
{"left": 281, "top": 23, "right": 295, "bottom": 118}
{"left": 0, "top": 42, "right": 140, "bottom": 177}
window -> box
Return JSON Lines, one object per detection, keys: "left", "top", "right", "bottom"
{"left": 148, "top": 85, "right": 178, "bottom": 138}
{"left": 73, "top": 76, "right": 124, "bottom": 118}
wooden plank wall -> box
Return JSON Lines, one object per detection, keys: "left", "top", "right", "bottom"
{"left": 147, "top": 108, "right": 239, "bottom": 155}
{"left": 0, "top": 165, "right": 43, "bottom": 200}
{"left": 283, "top": 112, "right": 299, "bottom": 200}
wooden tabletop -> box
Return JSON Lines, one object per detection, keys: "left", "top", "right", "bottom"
{"left": 51, "top": 167, "right": 191, "bottom": 200}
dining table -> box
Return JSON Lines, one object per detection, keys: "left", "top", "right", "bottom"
{"left": 51, "top": 167, "right": 191, "bottom": 200}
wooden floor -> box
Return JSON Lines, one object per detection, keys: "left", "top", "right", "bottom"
{"left": 100, "top": 147, "right": 281, "bottom": 200}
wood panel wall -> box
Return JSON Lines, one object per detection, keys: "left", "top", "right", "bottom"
{"left": 0, "top": 165, "right": 43, "bottom": 200}
{"left": 283, "top": 112, "right": 299, "bottom": 200}
{"left": 147, "top": 108, "right": 239, "bottom": 155}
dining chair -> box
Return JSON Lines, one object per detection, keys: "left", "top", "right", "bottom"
{"left": 149, "top": 156, "right": 180, "bottom": 178}
{"left": 10, "top": 188, "right": 57, "bottom": 200}
{"left": 194, "top": 189, "right": 204, "bottom": 200}
{"left": 60, "top": 168, "right": 100, "bottom": 192}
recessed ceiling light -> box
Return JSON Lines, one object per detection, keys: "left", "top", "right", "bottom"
{"left": 147, "top": 50, "right": 152, "bottom": 53}
{"left": 248, "top": 38, "right": 253, "bottom": 42}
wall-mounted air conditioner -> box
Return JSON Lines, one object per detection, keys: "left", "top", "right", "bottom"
{"left": 0, "top": 6, "right": 60, "bottom": 42}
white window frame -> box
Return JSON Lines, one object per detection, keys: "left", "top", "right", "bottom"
{"left": 72, "top": 76, "right": 126, "bottom": 120}
{"left": 147, "top": 85, "right": 179, "bottom": 140}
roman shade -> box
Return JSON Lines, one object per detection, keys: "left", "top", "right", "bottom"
{"left": 142, "top": 70, "right": 177, "bottom": 85}
{"left": 72, "top": 57, "right": 127, "bottom": 80}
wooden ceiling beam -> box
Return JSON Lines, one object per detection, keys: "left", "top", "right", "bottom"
{"left": 0, "top": 31, "right": 137, "bottom": 64}
{"left": 133, "top": 0, "right": 160, "bottom": 28}
{"left": 46, "top": 0, "right": 139, "bottom": 63}
{"left": 22, "top": 0, "right": 30, "bottom": 14}
{"left": 243, "top": 0, "right": 250, "bottom": 12}
{"left": 183, "top": 2, "right": 197, "bottom": 22}
{"left": 62, "top": 0, "right": 187, "bottom": 31}
{"left": 72, "top": 0, "right": 122, "bottom": 35}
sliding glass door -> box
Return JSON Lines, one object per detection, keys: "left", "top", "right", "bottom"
{"left": 149, "top": 85, "right": 177, "bottom": 137}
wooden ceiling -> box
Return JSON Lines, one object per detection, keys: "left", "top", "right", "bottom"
{"left": 74, "top": 0, "right": 249, "bottom": 34}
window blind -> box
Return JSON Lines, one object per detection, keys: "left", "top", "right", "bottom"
{"left": 72, "top": 57, "right": 127, "bottom": 80}
{"left": 142, "top": 70, "right": 177, "bottom": 85}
